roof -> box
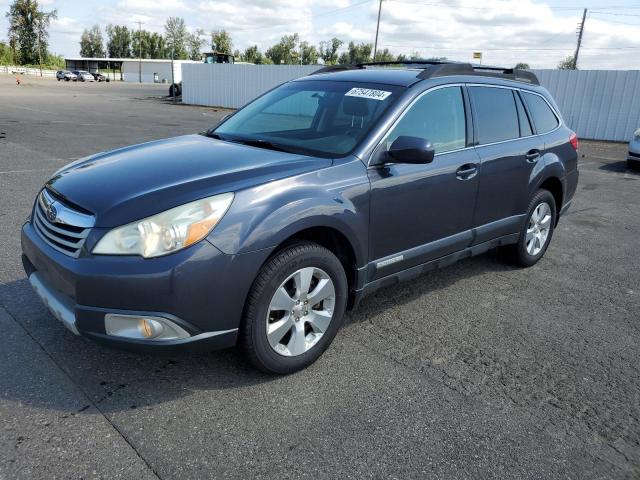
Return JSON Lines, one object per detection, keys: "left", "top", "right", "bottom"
{"left": 301, "top": 61, "right": 539, "bottom": 87}
{"left": 297, "top": 68, "right": 425, "bottom": 87}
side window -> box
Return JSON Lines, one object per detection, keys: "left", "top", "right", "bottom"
{"left": 522, "top": 92, "right": 559, "bottom": 134}
{"left": 515, "top": 92, "right": 533, "bottom": 137}
{"left": 383, "top": 87, "right": 466, "bottom": 154}
{"left": 470, "top": 86, "right": 519, "bottom": 144}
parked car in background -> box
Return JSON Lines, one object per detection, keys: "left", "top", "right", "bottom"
{"left": 628, "top": 128, "right": 640, "bottom": 168}
{"left": 56, "top": 70, "right": 77, "bottom": 81}
{"left": 21, "top": 61, "right": 579, "bottom": 374}
{"left": 72, "top": 70, "right": 95, "bottom": 82}
{"left": 91, "top": 72, "right": 110, "bottom": 82}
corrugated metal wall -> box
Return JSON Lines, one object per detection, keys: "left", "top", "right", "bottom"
{"left": 532, "top": 69, "right": 640, "bottom": 142}
{"left": 182, "top": 65, "right": 640, "bottom": 142}
{"left": 182, "top": 64, "right": 320, "bottom": 109}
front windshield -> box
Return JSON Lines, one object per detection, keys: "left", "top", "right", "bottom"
{"left": 213, "top": 80, "right": 403, "bottom": 158}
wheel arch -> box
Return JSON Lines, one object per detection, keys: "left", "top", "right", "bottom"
{"left": 538, "top": 176, "right": 564, "bottom": 225}
{"left": 268, "top": 225, "right": 359, "bottom": 309}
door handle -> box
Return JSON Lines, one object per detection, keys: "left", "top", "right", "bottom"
{"left": 526, "top": 149, "right": 541, "bottom": 163}
{"left": 456, "top": 163, "right": 478, "bottom": 180}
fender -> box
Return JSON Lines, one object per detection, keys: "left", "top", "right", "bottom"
{"left": 529, "top": 152, "right": 566, "bottom": 202}
{"left": 208, "top": 157, "right": 370, "bottom": 267}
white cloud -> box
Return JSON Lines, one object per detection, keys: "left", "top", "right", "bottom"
{"left": 7, "top": 0, "right": 638, "bottom": 69}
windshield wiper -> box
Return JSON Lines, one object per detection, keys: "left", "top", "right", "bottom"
{"left": 202, "top": 131, "right": 225, "bottom": 140}
{"left": 228, "top": 137, "right": 296, "bottom": 154}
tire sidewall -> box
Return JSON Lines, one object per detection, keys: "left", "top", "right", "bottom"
{"left": 247, "top": 244, "right": 348, "bottom": 374}
{"left": 517, "top": 190, "right": 557, "bottom": 266}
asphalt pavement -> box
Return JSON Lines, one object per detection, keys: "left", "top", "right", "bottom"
{"left": 1, "top": 74, "right": 639, "bottom": 479}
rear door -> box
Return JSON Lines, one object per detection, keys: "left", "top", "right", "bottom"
{"left": 469, "top": 85, "right": 543, "bottom": 244}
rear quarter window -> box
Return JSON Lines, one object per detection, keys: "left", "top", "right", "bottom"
{"left": 522, "top": 92, "right": 559, "bottom": 134}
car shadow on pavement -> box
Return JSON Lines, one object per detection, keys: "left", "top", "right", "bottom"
{"left": 0, "top": 249, "right": 517, "bottom": 415}
{"left": 348, "top": 249, "right": 519, "bottom": 325}
{"left": 598, "top": 160, "right": 640, "bottom": 174}
{"left": 0, "top": 277, "right": 279, "bottom": 415}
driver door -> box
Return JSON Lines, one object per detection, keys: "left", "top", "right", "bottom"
{"left": 367, "top": 86, "right": 480, "bottom": 280}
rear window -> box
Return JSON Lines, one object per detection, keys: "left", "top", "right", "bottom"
{"left": 522, "top": 92, "right": 559, "bottom": 134}
{"left": 470, "top": 87, "right": 519, "bottom": 145}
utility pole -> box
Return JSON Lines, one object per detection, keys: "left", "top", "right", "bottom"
{"left": 136, "top": 20, "right": 143, "bottom": 82}
{"left": 573, "top": 8, "right": 587, "bottom": 69}
{"left": 37, "top": 32, "right": 43, "bottom": 77}
{"left": 171, "top": 46, "right": 176, "bottom": 104}
{"left": 373, "top": 0, "right": 383, "bottom": 60}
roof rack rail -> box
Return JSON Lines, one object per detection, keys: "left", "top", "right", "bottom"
{"left": 310, "top": 60, "right": 539, "bottom": 85}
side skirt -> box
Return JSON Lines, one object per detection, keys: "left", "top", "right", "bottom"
{"left": 351, "top": 233, "right": 519, "bottom": 309}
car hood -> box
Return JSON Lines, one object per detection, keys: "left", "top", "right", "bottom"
{"left": 46, "top": 134, "right": 332, "bottom": 227}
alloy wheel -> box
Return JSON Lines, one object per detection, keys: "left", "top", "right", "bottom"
{"left": 266, "top": 267, "right": 336, "bottom": 357}
{"left": 526, "top": 202, "right": 552, "bottom": 256}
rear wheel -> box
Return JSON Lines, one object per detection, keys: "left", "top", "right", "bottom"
{"left": 508, "top": 189, "right": 556, "bottom": 267}
{"left": 241, "top": 242, "right": 348, "bottom": 374}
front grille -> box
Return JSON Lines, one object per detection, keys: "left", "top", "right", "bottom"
{"left": 32, "top": 190, "right": 94, "bottom": 257}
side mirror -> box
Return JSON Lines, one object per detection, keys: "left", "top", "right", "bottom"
{"left": 386, "top": 136, "right": 435, "bottom": 164}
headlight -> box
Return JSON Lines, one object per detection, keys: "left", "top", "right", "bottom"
{"left": 93, "top": 192, "right": 234, "bottom": 258}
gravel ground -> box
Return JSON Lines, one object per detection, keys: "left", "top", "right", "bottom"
{"left": 1, "top": 74, "right": 639, "bottom": 480}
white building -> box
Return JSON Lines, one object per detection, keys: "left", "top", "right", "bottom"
{"left": 121, "top": 59, "right": 199, "bottom": 83}
{"left": 64, "top": 57, "right": 199, "bottom": 83}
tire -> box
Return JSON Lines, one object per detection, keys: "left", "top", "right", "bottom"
{"left": 508, "top": 189, "right": 557, "bottom": 267}
{"left": 241, "top": 242, "right": 348, "bottom": 374}
{"left": 628, "top": 159, "right": 640, "bottom": 171}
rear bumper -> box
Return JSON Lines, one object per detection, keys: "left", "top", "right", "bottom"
{"left": 21, "top": 221, "right": 268, "bottom": 353}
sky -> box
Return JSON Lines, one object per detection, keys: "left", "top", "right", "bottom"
{"left": 1, "top": 0, "right": 639, "bottom": 69}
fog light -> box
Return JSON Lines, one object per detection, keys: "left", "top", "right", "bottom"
{"left": 105, "top": 314, "right": 190, "bottom": 341}
{"left": 138, "top": 318, "right": 164, "bottom": 338}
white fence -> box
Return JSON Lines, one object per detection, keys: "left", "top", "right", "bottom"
{"left": 182, "top": 64, "right": 320, "bottom": 109}
{"left": 0, "top": 65, "right": 57, "bottom": 77}
{"left": 178, "top": 65, "right": 640, "bottom": 142}
{"left": 532, "top": 69, "right": 640, "bottom": 142}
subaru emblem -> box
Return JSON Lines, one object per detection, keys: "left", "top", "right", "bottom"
{"left": 46, "top": 204, "right": 58, "bottom": 223}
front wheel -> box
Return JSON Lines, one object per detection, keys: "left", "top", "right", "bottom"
{"left": 241, "top": 242, "right": 348, "bottom": 374}
{"left": 508, "top": 189, "right": 557, "bottom": 267}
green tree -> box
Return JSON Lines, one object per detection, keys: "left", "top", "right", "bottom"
{"left": 210, "top": 29, "right": 233, "bottom": 54}
{"left": 131, "top": 29, "right": 149, "bottom": 58}
{"left": 164, "top": 17, "right": 188, "bottom": 59}
{"left": 6, "top": 0, "right": 57, "bottom": 65}
{"left": 373, "top": 48, "right": 395, "bottom": 62}
{"left": 106, "top": 25, "right": 131, "bottom": 58}
{"left": 266, "top": 33, "right": 300, "bottom": 64}
{"left": 0, "top": 40, "right": 16, "bottom": 64}
{"left": 79, "top": 25, "right": 105, "bottom": 58}
{"left": 557, "top": 55, "right": 576, "bottom": 70}
{"left": 319, "top": 37, "right": 342, "bottom": 65}
{"left": 338, "top": 41, "right": 372, "bottom": 64}
{"left": 147, "top": 32, "right": 166, "bottom": 58}
{"left": 243, "top": 44, "right": 270, "bottom": 64}
{"left": 186, "top": 28, "right": 205, "bottom": 60}
{"left": 514, "top": 62, "right": 530, "bottom": 69}
{"left": 300, "top": 41, "right": 318, "bottom": 65}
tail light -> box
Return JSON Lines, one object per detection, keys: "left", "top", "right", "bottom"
{"left": 569, "top": 132, "right": 579, "bottom": 150}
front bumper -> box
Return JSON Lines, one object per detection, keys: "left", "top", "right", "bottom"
{"left": 629, "top": 139, "right": 640, "bottom": 162}
{"left": 21, "top": 221, "right": 268, "bottom": 353}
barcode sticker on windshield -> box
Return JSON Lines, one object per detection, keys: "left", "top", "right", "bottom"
{"left": 345, "top": 88, "right": 392, "bottom": 101}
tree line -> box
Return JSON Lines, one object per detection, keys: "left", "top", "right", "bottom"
{"left": 3, "top": 0, "right": 576, "bottom": 70}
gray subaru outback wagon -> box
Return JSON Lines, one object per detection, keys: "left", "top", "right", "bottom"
{"left": 22, "top": 61, "right": 579, "bottom": 373}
